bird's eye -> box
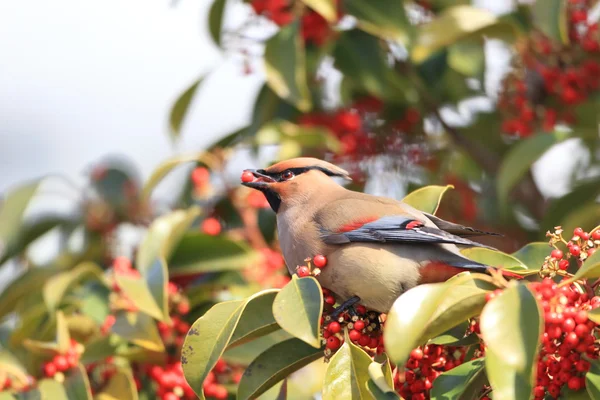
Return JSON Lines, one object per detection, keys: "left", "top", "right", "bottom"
{"left": 281, "top": 170, "right": 295, "bottom": 181}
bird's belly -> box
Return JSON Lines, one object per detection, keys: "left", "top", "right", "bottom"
{"left": 317, "top": 243, "right": 422, "bottom": 313}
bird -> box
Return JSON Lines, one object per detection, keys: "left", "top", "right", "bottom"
{"left": 241, "top": 157, "right": 502, "bottom": 314}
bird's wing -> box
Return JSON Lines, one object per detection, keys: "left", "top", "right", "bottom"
{"left": 320, "top": 214, "right": 492, "bottom": 249}
{"left": 422, "top": 212, "right": 501, "bottom": 238}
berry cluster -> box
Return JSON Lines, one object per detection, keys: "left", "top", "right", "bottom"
{"left": 250, "top": 0, "right": 337, "bottom": 46}
{"left": 146, "top": 362, "right": 198, "bottom": 400}
{"left": 0, "top": 373, "right": 36, "bottom": 395}
{"left": 498, "top": 0, "right": 600, "bottom": 138}
{"left": 530, "top": 278, "right": 599, "bottom": 397}
{"left": 542, "top": 226, "right": 600, "bottom": 277}
{"left": 298, "top": 99, "right": 426, "bottom": 169}
{"left": 157, "top": 282, "right": 192, "bottom": 352}
{"left": 42, "top": 339, "right": 84, "bottom": 381}
{"left": 109, "top": 256, "right": 140, "bottom": 312}
{"left": 394, "top": 345, "right": 470, "bottom": 400}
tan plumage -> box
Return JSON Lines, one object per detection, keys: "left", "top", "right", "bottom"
{"left": 242, "top": 157, "right": 496, "bottom": 313}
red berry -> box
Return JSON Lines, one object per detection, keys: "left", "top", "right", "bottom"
{"left": 575, "top": 310, "right": 588, "bottom": 324}
{"left": 202, "top": 218, "right": 221, "bottom": 236}
{"left": 325, "top": 296, "right": 335, "bottom": 305}
{"left": 296, "top": 266, "right": 311, "bottom": 277}
{"left": 358, "top": 335, "right": 370, "bottom": 347}
{"left": 241, "top": 171, "right": 255, "bottom": 183}
{"left": 575, "top": 323, "right": 590, "bottom": 337}
{"left": 574, "top": 227, "right": 584, "bottom": 237}
{"left": 563, "top": 318, "right": 576, "bottom": 332}
{"left": 410, "top": 348, "right": 424, "bottom": 360}
{"left": 349, "top": 329, "right": 362, "bottom": 342}
{"left": 191, "top": 167, "right": 210, "bottom": 187}
{"left": 43, "top": 362, "right": 57, "bottom": 377}
{"left": 161, "top": 393, "right": 179, "bottom": 400}
{"left": 565, "top": 332, "right": 580, "bottom": 347}
{"left": 313, "top": 255, "right": 327, "bottom": 268}
{"left": 326, "top": 336, "right": 341, "bottom": 350}
{"left": 551, "top": 249, "right": 564, "bottom": 259}
{"left": 592, "top": 230, "right": 600, "bottom": 240}
{"left": 581, "top": 232, "right": 591, "bottom": 241}
{"left": 53, "top": 355, "right": 69, "bottom": 372}
{"left": 328, "top": 321, "right": 341, "bottom": 334}
{"left": 354, "top": 320, "right": 365, "bottom": 331}
{"left": 559, "top": 259, "right": 570, "bottom": 270}
{"left": 533, "top": 386, "right": 545, "bottom": 397}
{"left": 570, "top": 245, "right": 581, "bottom": 257}
{"left": 568, "top": 376, "right": 583, "bottom": 391}
{"left": 355, "top": 305, "right": 367, "bottom": 315}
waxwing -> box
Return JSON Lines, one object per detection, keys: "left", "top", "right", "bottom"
{"left": 242, "top": 157, "right": 500, "bottom": 313}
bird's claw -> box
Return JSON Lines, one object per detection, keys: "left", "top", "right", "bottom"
{"left": 329, "top": 295, "right": 361, "bottom": 320}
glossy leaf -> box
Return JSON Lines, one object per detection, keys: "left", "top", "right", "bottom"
{"left": 481, "top": 284, "right": 542, "bottom": 400}
{"left": 586, "top": 359, "right": 600, "bottom": 399}
{"left": 208, "top": 0, "right": 226, "bottom": 46}
{"left": 0, "top": 180, "right": 41, "bottom": 264}
{"left": 322, "top": 337, "right": 373, "bottom": 400}
{"left": 169, "top": 77, "right": 204, "bottom": 140}
{"left": 448, "top": 38, "right": 485, "bottom": 77}
{"left": 0, "top": 350, "right": 29, "bottom": 384}
{"left": 169, "top": 233, "right": 260, "bottom": 277}
{"left": 344, "top": 0, "right": 412, "bottom": 44}
{"left": 96, "top": 367, "right": 139, "bottom": 400}
{"left": 43, "top": 262, "right": 104, "bottom": 310}
{"left": 237, "top": 338, "right": 323, "bottom": 400}
{"left": 264, "top": 20, "right": 311, "bottom": 112}
{"left": 589, "top": 307, "right": 600, "bottom": 325}
{"left": 384, "top": 283, "right": 449, "bottom": 366}
{"left": 0, "top": 267, "right": 58, "bottom": 320}
{"left": 421, "top": 273, "right": 495, "bottom": 341}
{"left": 565, "top": 247, "right": 600, "bottom": 282}
{"left": 412, "top": 6, "right": 512, "bottom": 62}
{"left": 429, "top": 322, "right": 479, "bottom": 346}
{"left": 460, "top": 248, "right": 527, "bottom": 270}
{"left": 56, "top": 311, "right": 71, "bottom": 353}
{"left": 512, "top": 242, "right": 550, "bottom": 270}
{"left": 65, "top": 365, "right": 93, "bottom": 400}
{"left": 430, "top": 358, "right": 486, "bottom": 400}
{"left": 272, "top": 276, "right": 323, "bottom": 348}
{"left": 182, "top": 290, "right": 279, "bottom": 399}
{"left": 402, "top": 185, "right": 454, "bottom": 215}
{"left": 142, "top": 152, "right": 219, "bottom": 199}
{"left": 38, "top": 378, "right": 69, "bottom": 399}
{"left": 299, "top": 0, "right": 336, "bottom": 22}
{"left": 224, "top": 330, "right": 292, "bottom": 365}
{"left": 119, "top": 207, "right": 200, "bottom": 321}
{"left": 497, "top": 131, "right": 567, "bottom": 207}
{"left": 367, "top": 361, "right": 399, "bottom": 399}
{"left": 532, "top": 0, "right": 568, "bottom": 44}
{"left": 111, "top": 311, "right": 165, "bottom": 352}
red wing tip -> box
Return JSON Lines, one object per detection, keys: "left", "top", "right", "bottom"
{"left": 497, "top": 269, "right": 525, "bottom": 280}
{"left": 405, "top": 220, "right": 424, "bottom": 230}
{"left": 336, "top": 216, "right": 379, "bottom": 233}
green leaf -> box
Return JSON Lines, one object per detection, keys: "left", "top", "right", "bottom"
{"left": 497, "top": 131, "right": 567, "bottom": 207}
{"left": 460, "top": 248, "right": 527, "bottom": 270}
{"left": 182, "top": 290, "right": 280, "bottom": 399}
{"left": 412, "top": 5, "right": 516, "bottom": 62}
{"left": 480, "top": 284, "right": 542, "bottom": 400}
{"left": 80, "top": 282, "right": 111, "bottom": 325}
{"left": 586, "top": 359, "right": 600, "bottom": 399}
{"left": 344, "top": 0, "right": 412, "bottom": 44}
{"left": 255, "top": 120, "right": 341, "bottom": 160}
{"left": 264, "top": 20, "right": 311, "bottom": 112}
{"left": 224, "top": 330, "right": 293, "bottom": 365}
{"left": 430, "top": 358, "right": 487, "bottom": 400}
{"left": 208, "top": 0, "right": 226, "bottom": 46}
{"left": 366, "top": 361, "right": 399, "bottom": 399}
{"left": 384, "top": 283, "right": 449, "bottom": 366}
{"left": 65, "top": 365, "right": 93, "bottom": 400}
{"left": 80, "top": 337, "right": 118, "bottom": 365}
{"left": 532, "top": 0, "right": 568, "bottom": 45}
{"left": 566, "top": 246, "right": 600, "bottom": 282}
{"left": 169, "top": 233, "right": 260, "bottom": 277}
{"left": 322, "top": 337, "right": 373, "bottom": 400}
{"left": 169, "top": 77, "right": 204, "bottom": 140}
{"left": 96, "top": 367, "right": 139, "bottom": 400}
{"left": 43, "top": 262, "right": 104, "bottom": 311}
{"left": 272, "top": 276, "right": 323, "bottom": 348}
{"left": 0, "top": 350, "right": 29, "bottom": 384}
{"left": 38, "top": 378, "right": 68, "bottom": 399}
{"left": 111, "top": 311, "right": 165, "bottom": 352}
{"left": 421, "top": 273, "right": 495, "bottom": 341}
{"left": 402, "top": 185, "right": 454, "bottom": 215}
{"left": 299, "top": 0, "right": 336, "bottom": 22}
{"left": 142, "top": 152, "right": 219, "bottom": 200}
{"left": 429, "top": 322, "right": 479, "bottom": 346}
{"left": 56, "top": 311, "right": 71, "bottom": 353}
{"left": 237, "top": 338, "right": 324, "bottom": 400}
{"left": 0, "top": 267, "right": 58, "bottom": 320}
{"left": 333, "top": 29, "right": 412, "bottom": 102}
{"left": 448, "top": 38, "right": 485, "bottom": 77}
{"left": 119, "top": 207, "right": 200, "bottom": 321}
{"left": 0, "top": 180, "right": 41, "bottom": 264}
{"left": 511, "top": 242, "right": 550, "bottom": 270}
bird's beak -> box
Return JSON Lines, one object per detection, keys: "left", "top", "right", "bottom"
{"left": 241, "top": 169, "right": 276, "bottom": 190}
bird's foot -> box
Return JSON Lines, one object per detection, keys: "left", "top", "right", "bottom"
{"left": 330, "top": 296, "right": 361, "bottom": 320}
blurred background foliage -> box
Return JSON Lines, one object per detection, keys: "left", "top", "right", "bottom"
{"left": 0, "top": 0, "right": 599, "bottom": 399}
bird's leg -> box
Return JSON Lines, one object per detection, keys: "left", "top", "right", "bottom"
{"left": 330, "top": 296, "right": 361, "bottom": 319}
